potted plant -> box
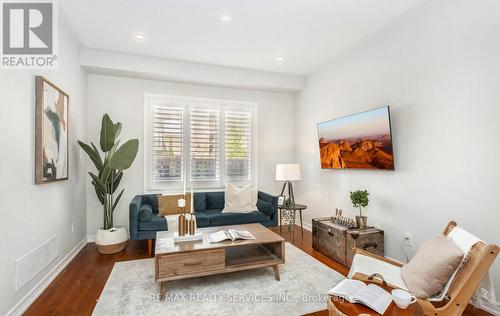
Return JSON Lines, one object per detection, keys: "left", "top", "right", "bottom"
{"left": 350, "top": 190, "right": 369, "bottom": 228}
{"left": 78, "top": 114, "right": 139, "bottom": 254}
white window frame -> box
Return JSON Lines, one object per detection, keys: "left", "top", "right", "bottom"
{"left": 144, "top": 93, "right": 258, "bottom": 193}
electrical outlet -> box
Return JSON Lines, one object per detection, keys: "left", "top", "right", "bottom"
{"left": 71, "top": 223, "right": 74, "bottom": 235}
{"left": 404, "top": 232, "right": 413, "bottom": 247}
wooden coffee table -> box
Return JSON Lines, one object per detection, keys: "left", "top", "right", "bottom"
{"left": 154, "top": 223, "right": 285, "bottom": 300}
{"left": 327, "top": 273, "right": 423, "bottom": 316}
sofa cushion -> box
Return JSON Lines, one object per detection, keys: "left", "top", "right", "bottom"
{"left": 142, "top": 194, "right": 159, "bottom": 214}
{"left": 401, "top": 235, "right": 464, "bottom": 298}
{"left": 208, "top": 211, "right": 269, "bottom": 227}
{"left": 257, "top": 200, "right": 274, "bottom": 216}
{"left": 195, "top": 211, "right": 211, "bottom": 227}
{"left": 203, "top": 208, "right": 223, "bottom": 215}
{"left": 194, "top": 193, "right": 207, "bottom": 211}
{"left": 222, "top": 183, "right": 256, "bottom": 213}
{"left": 138, "top": 204, "right": 153, "bottom": 222}
{"left": 206, "top": 192, "right": 225, "bottom": 210}
{"left": 138, "top": 215, "right": 167, "bottom": 231}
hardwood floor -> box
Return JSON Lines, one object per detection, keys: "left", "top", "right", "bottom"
{"left": 25, "top": 225, "right": 489, "bottom": 316}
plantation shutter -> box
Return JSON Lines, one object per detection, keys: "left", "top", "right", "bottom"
{"left": 224, "top": 109, "right": 252, "bottom": 181}
{"left": 151, "top": 105, "right": 184, "bottom": 181}
{"left": 189, "top": 106, "right": 220, "bottom": 181}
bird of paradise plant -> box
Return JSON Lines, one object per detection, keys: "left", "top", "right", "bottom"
{"left": 78, "top": 114, "right": 139, "bottom": 230}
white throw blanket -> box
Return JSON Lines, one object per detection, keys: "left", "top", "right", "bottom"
{"left": 447, "top": 227, "right": 499, "bottom": 311}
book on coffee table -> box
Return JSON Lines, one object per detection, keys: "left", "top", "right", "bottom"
{"left": 206, "top": 229, "right": 255, "bottom": 243}
{"left": 328, "top": 279, "right": 392, "bottom": 314}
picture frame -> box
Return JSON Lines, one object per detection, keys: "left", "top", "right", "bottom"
{"left": 277, "top": 195, "right": 285, "bottom": 207}
{"left": 35, "top": 76, "right": 69, "bottom": 184}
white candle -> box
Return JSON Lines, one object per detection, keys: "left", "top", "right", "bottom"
{"left": 190, "top": 187, "right": 194, "bottom": 213}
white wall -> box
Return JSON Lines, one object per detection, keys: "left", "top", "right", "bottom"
{"left": 86, "top": 74, "right": 296, "bottom": 235}
{"left": 0, "top": 21, "right": 87, "bottom": 315}
{"left": 295, "top": 0, "right": 500, "bottom": 299}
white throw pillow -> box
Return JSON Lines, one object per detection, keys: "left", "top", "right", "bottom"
{"left": 251, "top": 186, "right": 258, "bottom": 207}
{"left": 222, "top": 183, "right": 257, "bottom": 213}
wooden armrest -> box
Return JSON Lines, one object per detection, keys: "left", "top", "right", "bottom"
{"left": 353, "top": 247, "right": 404, "bottom": 267}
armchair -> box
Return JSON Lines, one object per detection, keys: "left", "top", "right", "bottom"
{"left": 347, "top": 221, "right": 499, "bottom": 316}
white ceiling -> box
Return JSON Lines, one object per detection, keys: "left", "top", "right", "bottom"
{"left": 60, "top": 0, "right": 423, "bottom": 75}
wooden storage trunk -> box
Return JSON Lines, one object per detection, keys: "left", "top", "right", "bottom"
{"left": 312, "top": 217, "right": 384, "bottom": 267}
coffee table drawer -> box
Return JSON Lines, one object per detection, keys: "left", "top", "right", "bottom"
{"left": 158, "top": 249, "right": 225, "bottom": 278}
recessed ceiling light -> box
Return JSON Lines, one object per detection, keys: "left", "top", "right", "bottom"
{"left": 220, "top": 11, "right": 232, "bottom": 23}
{"left": 133, "top": 32, "right": 145, "bottom": 41}
{"left": 275, "top": 55, "right": 286, "bottom": 63}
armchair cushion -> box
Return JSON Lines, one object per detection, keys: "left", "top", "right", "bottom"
{"left": 402, "top": 235, "right": 464, "bottom": 298}
{"left": 138, "top": 205, "right": 153, "bottom": 222}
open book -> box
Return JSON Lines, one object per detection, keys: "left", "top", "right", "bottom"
{"left": 327, "top": 279, "right": 393, "bottom": 314}
{"left": 206, "top": 229, "right": 255, "bottom": 243}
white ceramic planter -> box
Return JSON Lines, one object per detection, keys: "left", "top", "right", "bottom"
{"left": 95, "top": 225, "right": 128, "bottom": 254}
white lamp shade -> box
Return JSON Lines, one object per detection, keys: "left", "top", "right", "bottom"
{"left": 276, "top": 164, "right": 301, "bottom": 181}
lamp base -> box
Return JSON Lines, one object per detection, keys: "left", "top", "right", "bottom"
{"left": 280, "top": 181, "right": 295, "bottom": 203}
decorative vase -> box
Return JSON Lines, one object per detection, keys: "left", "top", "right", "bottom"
{"left": 178, "top": 214, "right": 186, "bottom": 236}
{"left": 355, "top": 216, "right": 368, "bottom": 228}
{"left": 95, "top": 225, "right": 128, "bottom": 254}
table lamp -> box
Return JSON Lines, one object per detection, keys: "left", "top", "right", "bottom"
{"left": 275, "top": 164, "right": 301, "bottom": 203}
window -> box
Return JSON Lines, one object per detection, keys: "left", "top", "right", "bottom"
{"left": 151, "top": 105, "right": 183, "bottom": 182}
{"left": 145, "top": 94, "right": 256, "bottom": 192}
{"left": 189, "top": 106, "right": 220, "bottom": 182}
{"left": 224, "top": 109, "right": 252, "bottom": 181}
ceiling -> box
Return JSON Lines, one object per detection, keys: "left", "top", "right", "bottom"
{"left": 60, "top": 0, "right": 423, "bottom": 76}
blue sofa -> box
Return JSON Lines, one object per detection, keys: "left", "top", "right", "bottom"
{"left": 129, "top": 191, "right": 278, "bottom": 253}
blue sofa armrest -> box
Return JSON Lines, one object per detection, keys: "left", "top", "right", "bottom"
{"left": 129, "top": 195, "right": 142, "bottom": 240}
{"left": 258, "top": 191, "right": 278, "bottom": 226}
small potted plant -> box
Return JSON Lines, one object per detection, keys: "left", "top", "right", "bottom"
{"left": 350, "top": 190, "right": 369, "bottom": 228}
{"left": 78, "top": 114, "right": 139, "bottom": 254}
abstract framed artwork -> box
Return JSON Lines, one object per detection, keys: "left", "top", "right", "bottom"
{"left": 35, "top": 76, "right": 69, "bottom": 184}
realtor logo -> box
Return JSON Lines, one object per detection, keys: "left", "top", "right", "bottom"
{"left": 1, "top": 0, "right": 57, "bottom": 68}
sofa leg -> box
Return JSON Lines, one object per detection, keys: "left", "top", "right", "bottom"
{"left": 148, "top": 239, "right": 153, "bottom": 256}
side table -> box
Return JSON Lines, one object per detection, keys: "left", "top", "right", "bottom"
{"left": 279, "top": 203, "right": 307, "bottom": 241}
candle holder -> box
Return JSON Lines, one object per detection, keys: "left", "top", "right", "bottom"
{"left": 177, "top": 213, "right": 186, "bottom": 236}
{"left": 176, "top": 191, "right": 198, "bottom": 237}
{"left": 186, "top": 213, "right": 196, "bottom": 235}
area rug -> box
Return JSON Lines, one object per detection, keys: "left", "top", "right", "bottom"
{"left": 93, "top": 243, "right": 344, "bottom": 316}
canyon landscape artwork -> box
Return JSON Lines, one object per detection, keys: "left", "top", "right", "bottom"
{"left": 317, "top": 106, "right": 394, "bottom": 170}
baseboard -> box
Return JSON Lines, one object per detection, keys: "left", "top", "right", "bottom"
{"left": 302, "top": 222, "right": 312, "bottom": 232}
{"left": 472, "top": 300, "right": 500, "bottom": 315}
{"left": 293, "top": 219, "right": 312, "bottom": 232}
{"left": 87, "top": 234, "right": 96, "bottom": 243}
{"left": 6, "top": 237, "right": 88, "bottom": 316}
